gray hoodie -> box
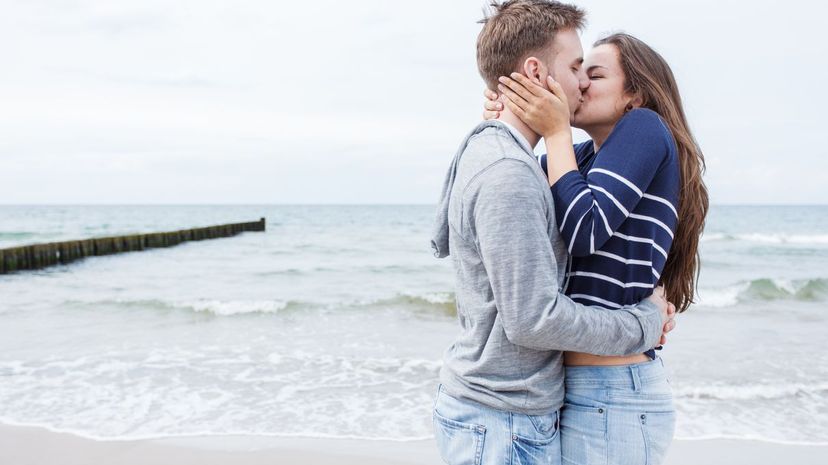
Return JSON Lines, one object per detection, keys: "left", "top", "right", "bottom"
{"left": 431, "top": 120, "right": 663, "bottom": 415}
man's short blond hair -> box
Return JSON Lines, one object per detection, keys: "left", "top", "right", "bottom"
{"left": 477, "top": 0, "right": 585, "bottom": 90}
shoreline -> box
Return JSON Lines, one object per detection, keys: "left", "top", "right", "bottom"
{"left": 2, "top": 424, "right": 826, "bottom": 465}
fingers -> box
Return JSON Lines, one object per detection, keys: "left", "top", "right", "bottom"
{"left": 484, "top": 100, "right": 503, "bottom": 112}
{"left": 653, "top": 286, "right": 666, "bottom": 299}
{"left": 546, "top": 76, "right": 564, "bottom": 99}
{"left": 484, "top": 88, "right": 498, "bottom": 101}
{"left": 483, "top": 95, "right": 502, "bottom": 119}
{"left": 509, "top": 72, "right": 546, "bottom": 97}
{"left": 659, "top": 300, "right": 677, "bottom": 346}
{"left": 502, "top": 96, "right": 527, "bottom": 121}
{"left": 662, "top": 311, "right": 676, "bottom": 342}
{"left": 499, "top": 75, "right": 535, "bottom": 104}
{"left": 650, "top": 289, "right": 667, "bottom": 310}
{"left": 497, "top": 81, "right": 529, "bottom": 111}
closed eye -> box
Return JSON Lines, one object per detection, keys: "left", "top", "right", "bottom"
{"left": 589, "top": 75, "right": 604, "bottom": 80}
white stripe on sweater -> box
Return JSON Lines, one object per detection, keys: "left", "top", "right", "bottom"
{"left": 592, "top": 250, "right": 662, "bottom": 282}
{"left": 595, "top": 201, "right": 613, "bottom": 237}
{"left": 567, "top": 271, "right": 654, "bottom": 289}
{"left": 590, "top": 184, "right": 630, "bottom": 217}
{"left": 561, "top": 189, "right": 590, "bottom": 229}
{"left": 629, "top": 213, "right": 674, "bottom": 239}
{"left": 588, "top": 168, "right": 678, "bottom": 218}
{"left": 589, "top": 168, "right": 643, "bottom": 196}
{"left": 569, "top": 209, "right": 590, "bottom": 254}
{"left": 570, "top": 293, "right": 623, "bottom": 309}
{"left": 590, "top": 221, "right": 595, "bottom": 254}
{"left": 593, "top": 250, "right": 652, "bottom": 266}
{"left": 612, "top": 232, "right": 669, "bottom": 259}
{"left": 643, "top": 193, "right": 678, "bottom": 217}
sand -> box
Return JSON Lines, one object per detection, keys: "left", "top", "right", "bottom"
{"left": 1, "top": 424, "right": 825, "bottom": 465}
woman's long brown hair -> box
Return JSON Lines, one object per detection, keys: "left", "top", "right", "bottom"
{"left": 595, "top": 33, "right": 709, "bottom": 312}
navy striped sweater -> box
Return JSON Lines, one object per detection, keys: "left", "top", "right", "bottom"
{"left": 540, "top": 108, "right": 680, "bottom": 321}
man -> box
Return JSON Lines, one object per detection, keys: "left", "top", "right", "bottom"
{"left": 430, "top": 2, "right": 675, "bottom": 464}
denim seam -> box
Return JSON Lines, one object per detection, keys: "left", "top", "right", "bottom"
{"left": 640, "top": 412, "right": 651, "bottom": 465}
{"left": 565, "top": 375, "right": 665, "bottom": 386}
{"left": 475, "top": 427, "right": 485, "bottom": 465}
{"left": 507, "top": 411, "right": 514, "bottom": 465}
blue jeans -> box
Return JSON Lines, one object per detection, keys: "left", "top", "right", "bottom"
{"left": 561, "top": 357, "right": 676, "bottom": 465}
{"left": 433, "top": 384, "right": 561, "bottom": 465}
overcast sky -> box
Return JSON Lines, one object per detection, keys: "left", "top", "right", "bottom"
{"left": 1, "top": 0, "right": 825, "bottom": 205}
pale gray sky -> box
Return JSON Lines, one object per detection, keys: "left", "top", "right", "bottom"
{"left": 1, "top": 0, "right": 825, "bottom": 204}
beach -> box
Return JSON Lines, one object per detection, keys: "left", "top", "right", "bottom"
{"left": 2, "top": 0, "right": 826, "bottom": 461}
{"left": 1, "top": 205, "right": 827, "bottom": 458}
{"left": 1, "top": 424, "right": 826, "bottom": 465}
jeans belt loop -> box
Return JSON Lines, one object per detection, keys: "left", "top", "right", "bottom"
{"left": 631, "top": 365, "right": 642, "bottom": 392}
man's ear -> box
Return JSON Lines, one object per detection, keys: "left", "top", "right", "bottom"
{"left": 521, "top": 57, "right": 546, "bottom": 87}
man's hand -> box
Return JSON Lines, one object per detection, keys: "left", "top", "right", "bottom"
{"left": 648, "top": 286, "right": 677, "bottom": 347}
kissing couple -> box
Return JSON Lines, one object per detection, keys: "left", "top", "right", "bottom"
{"left": 430, "top": 1, "right": 708, "bottom": 464}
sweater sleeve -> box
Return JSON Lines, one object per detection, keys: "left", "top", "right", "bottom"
{"left": 549, "top": 109, "right": 674, "bottom": 257}
{"left": 469, "top": 158, "right": 663, "bottom": 354}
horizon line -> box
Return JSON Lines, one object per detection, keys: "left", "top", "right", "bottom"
{"left": 1, "top": 203, "right": 827, "bottom": 207}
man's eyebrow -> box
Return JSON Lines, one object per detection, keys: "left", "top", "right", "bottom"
{"left": 572, "top": 57, "right": 584, "bottom": 66}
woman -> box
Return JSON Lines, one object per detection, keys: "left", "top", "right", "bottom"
{"left": 484, "top": 33, "right": 708, "bottom": 464}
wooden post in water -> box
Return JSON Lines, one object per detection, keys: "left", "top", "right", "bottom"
{"left": 0, "top": 218, "right": 266, "bottom": 275}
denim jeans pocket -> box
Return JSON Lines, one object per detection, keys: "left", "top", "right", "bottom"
{"left": 560, "top": 403, "right": 608, "bottom": 465}
{"left": 433, "top": 409, "right": 486, "bottom": 465}
{"left": 519, "top": 410, "right": 560, "bottom": 445}
{"left": 512, "top": 410, "right": 561, "bottom": 465}
{"left": 639, "top": 410, "right": 676, "bottom": 465}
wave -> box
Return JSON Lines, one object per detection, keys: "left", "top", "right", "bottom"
{"left": 65, "top": 276, "right": 826, "bottom": 316}
{"left": 64, "top": 292, "right": 457, "bottom": 317}
{"left": 253, "top": 264, "right": 441, "bottom": 277}
{"left": 358, "top": 292, "right": 457, "bottom": 316}
{"left": 254, "top": 268, "right": 332, "bottom": 277}
{"left": 64, "top": 298, "right": 297, "bottom": 316}
{"left": 177, "top": 299, "right": 291, "bottom": 316}
{"left": 674, "top": 381, "right": 828, "bottom": 401}
{"left": 702, "top": 232, "right": 828, "bottom": 245}
{"left": 697, "top": 278, "right": 828, "bottom": 307}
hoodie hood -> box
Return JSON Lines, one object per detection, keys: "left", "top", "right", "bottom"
{"left": 430, "top": 120, "right": 535, "bottom": 258}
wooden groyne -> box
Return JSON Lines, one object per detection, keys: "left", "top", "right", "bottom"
{"left": 0, "top": 218, "right": 265, "bottom": 275}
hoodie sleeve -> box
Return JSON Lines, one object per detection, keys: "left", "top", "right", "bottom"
{"left": 469, "top": 158, "right": 663, "bottom": 355}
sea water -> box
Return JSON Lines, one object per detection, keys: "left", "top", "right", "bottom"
{"left": 0, "top": 205, "right": 826, "bottom": 445}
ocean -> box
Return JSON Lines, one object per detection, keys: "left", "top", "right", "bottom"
{"left": 0, "top": 205, "right": 826, "bottom": 445}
